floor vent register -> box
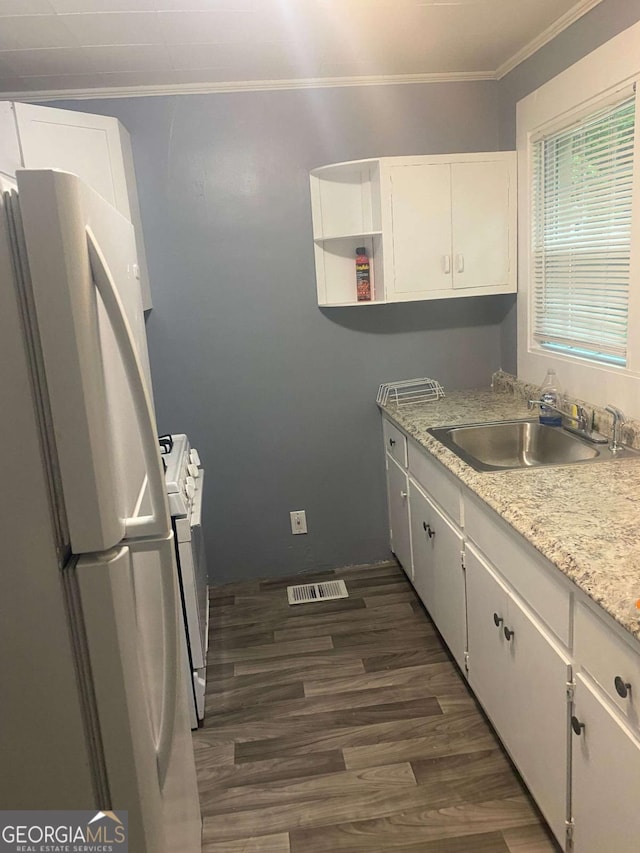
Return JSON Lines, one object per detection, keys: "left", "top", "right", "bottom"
{"left": 287, "top": 579, "right": 348, "bottom": 605}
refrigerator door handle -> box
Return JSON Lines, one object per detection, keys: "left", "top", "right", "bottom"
{"left": 87, "top": 227, "right": 169, "bottom": 540}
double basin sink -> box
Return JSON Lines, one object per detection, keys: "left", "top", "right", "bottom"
{"left": 428, "top": 419, "right": 640, "bottom": 472}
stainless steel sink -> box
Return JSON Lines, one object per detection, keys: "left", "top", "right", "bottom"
{"left": 428, "top": 419, "right": 639, "bottom": 472}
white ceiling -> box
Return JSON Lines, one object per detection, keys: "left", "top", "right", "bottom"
{"left": 0, "top": 0, "right": 602, "bottom": 99}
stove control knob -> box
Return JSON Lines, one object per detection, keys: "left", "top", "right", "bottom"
{"left": 188, "top": 463, "right": 199, "bottom": 478}
{"left": 190, "top": 448, "right": 201, "bottom": 467}
{"left": 185, "top": 477, "right": 196, "bottom": 499}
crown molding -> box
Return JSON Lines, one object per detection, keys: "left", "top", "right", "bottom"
{"left": 496, "top": 0, "right": 603, "bottom": 79}
{"left": 1, "top": 70, "right": 495, "bottom": 102}
{"left": 0, "top": 0, "right": 604, "bottom": 101}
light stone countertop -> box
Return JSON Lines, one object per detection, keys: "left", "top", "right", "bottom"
{"left": 379, "top": 388, "right": 640, "bottom": 643}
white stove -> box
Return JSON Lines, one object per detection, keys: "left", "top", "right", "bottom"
{"left": 160, "top": 433, "right": 209, "bottom": 728}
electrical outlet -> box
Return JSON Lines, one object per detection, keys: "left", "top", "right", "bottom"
{"left": 290, "top": 510, "right": 307, "bottom": 535}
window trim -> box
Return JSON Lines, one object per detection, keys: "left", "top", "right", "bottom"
{"left": 516, "top": 19, "right": 640, "bottom": 419}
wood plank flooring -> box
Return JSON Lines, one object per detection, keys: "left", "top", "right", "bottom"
{"left": 195, "top": 561, "right": 560, "bottom": 852}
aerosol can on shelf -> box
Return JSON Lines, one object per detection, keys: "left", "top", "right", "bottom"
{"left": 539, "top": 369, "right": 562, "bottom": 426}
{"left": 355, "top": 247, "right": 372, "bottom": 302}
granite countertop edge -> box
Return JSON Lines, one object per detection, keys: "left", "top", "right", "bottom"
{"left": 379, "top": 388, "right": 640, "bottom": 644}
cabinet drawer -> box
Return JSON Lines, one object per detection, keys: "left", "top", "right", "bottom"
{"left": 575, "top": 600, "right": 640, "bottom": 727}
{"left": 408, "top": 439, "right": 461, "bottom": 526}
{"left": 383, "top": 419, "right": 407, "bottom": 467}
{"left": 465, "top": 494, "right": 571, "bottom": 646}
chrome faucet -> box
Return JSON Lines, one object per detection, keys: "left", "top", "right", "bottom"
{"left": 605, "top": 405, "right": 625, "bottom": 453}
{"left": 528, "top": 399, "right": 589, "bottom": 432}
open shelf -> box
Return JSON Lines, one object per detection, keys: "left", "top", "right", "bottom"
{"left": 314, "top": 230, "right": 382, "bottom": 244}
{"left": 310, "top": 159, "right": 383, "bottom": 306}
{"left": 313, "top": 233, "right": 383, "bottom": 306}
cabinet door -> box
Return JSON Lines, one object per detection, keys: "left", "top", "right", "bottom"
{"left": 571, "top": 675, "right": 640, "bottom": 853}
{"left": 13, "top": 103, "right": 152, "bottom": 310}
{"left": 451, "top": 160, "right": 513, "bottom": 291}
{"left": 505, "top": 589, "right": 571, "bottom": 846}
{"left": 387, "top": 163, "right": 452, "bottom": 298}
{"left": 410, "top": 480, "right": 465, "bottom": 669}
{"left": 409, "top": 480, "right": 432, "bottom": 606}
{"left": 467, "top": 543, "right": 570, "bottom": 848}
{"left": 386, "top": 454, "right": 412, "bottom": 578}
{"left": 15, "top": 102, "right": 130, "bottom": 217}
{"left": 466, "top": 544, "right": 511, "bottom": 736}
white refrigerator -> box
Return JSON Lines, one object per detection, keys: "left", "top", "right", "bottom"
{"left": 0, "top": 169, "right": 202, "bottom": 852}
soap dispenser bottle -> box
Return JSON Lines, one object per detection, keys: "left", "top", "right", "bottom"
{"left": 539, "top": 369, "right": 562, "bottom": 426}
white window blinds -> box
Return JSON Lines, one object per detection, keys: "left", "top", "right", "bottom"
{"left": 532, "top": 93, "right": 636, "bottom": 366}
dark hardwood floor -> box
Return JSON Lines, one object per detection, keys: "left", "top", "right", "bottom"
{"left": 194, "top": 561, "right": 559, "bottom": 852}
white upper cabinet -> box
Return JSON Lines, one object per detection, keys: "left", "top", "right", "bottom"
{"left": 310, "top": 152, "right": 516, "bottom": 307}
{"left": 0, "top": 102, "right": 152, "bottom": 311}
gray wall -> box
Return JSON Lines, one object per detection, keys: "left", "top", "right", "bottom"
{"left": 54, "top": 83, "right": 514, "bottom": 582}
{"left": 52, "top": 0, "right": 640, "bottom": 581}
{"left": 51, "top": 2, "right": 640, "bottom": 582}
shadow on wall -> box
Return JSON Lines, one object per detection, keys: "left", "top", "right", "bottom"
{"left": 321, "top": 293, "right": 516, "bottom": 335}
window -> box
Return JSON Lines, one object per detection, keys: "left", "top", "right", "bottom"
{"left": 531, "top": 93, "right": 636, "bottom": 367}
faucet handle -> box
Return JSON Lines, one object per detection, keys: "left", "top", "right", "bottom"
{"left": 605, "top": 405, "right": 626, "bottom": 451}
{"left": 575, "top": 404, "right": 588, "bottom": 432}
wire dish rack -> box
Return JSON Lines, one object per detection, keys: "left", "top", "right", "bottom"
{"left": 377, "top": 377, "right": 445, "bottom": 407}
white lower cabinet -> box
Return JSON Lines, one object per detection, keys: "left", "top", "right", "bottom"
{"left": 465, "top": 544, "right": 570, "bottom": 846}
{"left": 381, "top": 417, "right": 640, "bottom": 851}
{"left": 571, "top": 674, "right": 640, "bottom": 852}
{"left": 409, "top": 480, "right": 465, "bottom": 670}
{"left": 385, "top": 453, "right": 412, "bottom": 580}
{"left": 465, "top": 543, "right": 513, "bottom": 738}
